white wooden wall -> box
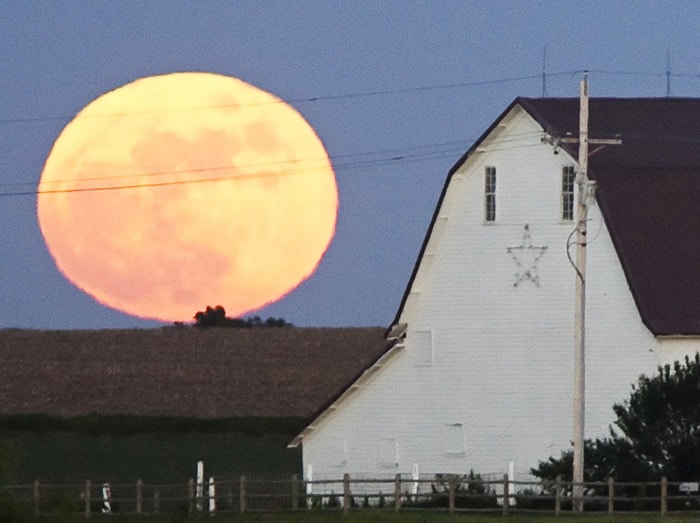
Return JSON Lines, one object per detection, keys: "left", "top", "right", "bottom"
{"left": 301, "top": 105, "right": 696, "bottom": 482}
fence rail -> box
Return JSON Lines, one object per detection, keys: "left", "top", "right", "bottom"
{"left": 3, "top": 474, "right": 700, "bottom": 518}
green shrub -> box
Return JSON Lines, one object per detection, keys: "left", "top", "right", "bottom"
{"left": 0, "top": 490, "right": 33, "bottom": 523}
{"left": 413, "top": 470, "right": 498, "bottom": 509}
{"left": 325, "top": 493, "right": 340, "bottom": 509}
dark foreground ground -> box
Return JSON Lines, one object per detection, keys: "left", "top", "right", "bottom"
{"left": 26, "top": 511, "right": 700, "bottom": 522}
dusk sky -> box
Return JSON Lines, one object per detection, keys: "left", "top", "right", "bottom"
{"left": 2, "top": 1, "right": 700, "bottom": 330}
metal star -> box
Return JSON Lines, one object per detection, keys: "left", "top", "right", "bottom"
{"left": 507, "top": 224, "right": 548, "bottom": 287}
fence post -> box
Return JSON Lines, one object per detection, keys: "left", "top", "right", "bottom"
{"left": 196, "top": 461, "right": 204, "bottom": 512}
{"left": 208, "top": 477, "right": 216, "bottom": 513}
{"left": 154, "top": 490, "right": 160, "bottom": 514}
{"left": 187, "top": 479, "right": 194, "bottom": 514}
{"left": 608, "top": 477, "right": 614, "bottom": 515}
{"left": 84, "top": 479, "right": 91, "bottom": 520}
{"left": 394, "top": 474, "right": 401, "bottom": 511}
{"left": 291, "top": 474, "right": 298, "bottom": 510}
{"left": 555, "top": 475, "right": 561, "bottom": 516}
{"left": 502, "top": 474, "right": 509, "bottom": 516}
{"left": 239, "top": 475, "right": 246, "bottom": 514}
{"left": 33, "top": 480, "right": 39, "bottom": 515}
{"left": 661, "top": 476, "right": 667, "bottom": 516}
{"left": 136, "top": 479, "right": 143, "bottom": 514}
{"left": 305, "top": 464, "right": 313, "bottom": 509}
{"left": 343, "top": 473, "right": 350, "bottom": 514}
{"left": 448, "top": 480, "right": 455, "bottom": 514}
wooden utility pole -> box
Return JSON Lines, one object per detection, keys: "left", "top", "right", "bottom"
{"left": 572, "top": 74, "right": 589, "bottom": 513}
{"left": 566, "top": 75, "right": 621, "bottom": 512}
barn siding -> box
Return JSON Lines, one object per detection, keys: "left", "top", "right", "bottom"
{"left": 302, "top": 105, "right": 687, "bottom": 482}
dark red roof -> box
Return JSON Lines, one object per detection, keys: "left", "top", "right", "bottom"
{"left": 519, "top": 98, "right": 700, "bottom": 336}
{"left": 393, "top": 97, "right": 700, "bottom": 336}
{"left": 518, "top": 98, "right": 700, "bottom": 169}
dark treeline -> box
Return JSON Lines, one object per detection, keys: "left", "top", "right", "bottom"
{"left": 191, "top": 305, "right": 292, "bottom": 328}
{"left": 0, "top": 413, "right": 305, "bottom": 438}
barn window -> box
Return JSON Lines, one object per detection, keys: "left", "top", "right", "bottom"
{"left": 444, "top": 423, "right": 466, "bottom": 457}
{"left": 484, "top": 166, "right": 496, "bottom": 222}
{"left": 562, "top": 166, "right": 575, "bottom": 221}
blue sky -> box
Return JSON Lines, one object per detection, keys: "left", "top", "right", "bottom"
{"left": 2, "top": 1, "right": 699, "bottom": 330}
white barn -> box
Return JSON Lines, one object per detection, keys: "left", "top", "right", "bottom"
{"left": 290, "top": 97, "right": 700, "bottom": 483}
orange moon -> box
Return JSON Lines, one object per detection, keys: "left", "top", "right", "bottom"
{"left": 37, "top": 72, "right": 338, "bottom": 322}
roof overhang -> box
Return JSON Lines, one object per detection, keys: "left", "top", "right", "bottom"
{"left": 288, "top": 339, "right": 404, "bottom": 448}
{"left": 656, "top": 335, "right": 700, "bottom": 340}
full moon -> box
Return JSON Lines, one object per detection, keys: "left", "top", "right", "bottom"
{"left": 37, "top": 72, "right": 338, "bottom": 322}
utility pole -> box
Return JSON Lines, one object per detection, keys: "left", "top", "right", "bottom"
{"left": 541, "top": 47, "right": 547, "bottom": 98}
{"left": 572, "top": 75, "right": 589, "bottom": 513}
{"left": 550, "top": 75, "right": 620, "bottom": 512}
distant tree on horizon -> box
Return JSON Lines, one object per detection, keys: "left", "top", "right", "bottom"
{"left": 192, "top": 305, "right": 292, "bottom": 328}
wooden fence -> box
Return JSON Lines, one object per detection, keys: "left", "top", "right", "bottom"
{"left": 4, "top": 474, "right": 700, "bottom": 518}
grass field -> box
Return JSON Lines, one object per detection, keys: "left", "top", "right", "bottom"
{"left": 2, "top": 429, "right": 301, "bottom": 484}
{"left": 3, "top": 425, "right": 699, "bottom": 523}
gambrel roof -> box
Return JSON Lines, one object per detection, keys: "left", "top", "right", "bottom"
{"left": 394, "top": 97, "right": 700, "bottom": 336}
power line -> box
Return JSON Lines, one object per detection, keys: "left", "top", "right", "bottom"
{"left": 13, "top": 125, "right": 694, "bottom": 192}
{"left": 10, "top": 125, "right": 700, "bottom": 198}
{"left": 0, "top": 73, "right": 568, "bottom": 125}
{"left": 0, "top": 141, "right": 462, "bottom": 190}
{"left": 6, "top": 122, "right": 700, "bottom": 198}
{"left": 5, "top": 67, "right": 700, "bottom": 126}
{"left": 0, "top": 151, "right": 460, "bottom": 198}
{"left": 0, "top": 132, "right": 546, "bottom": 197}
{"left": 6, "top": 65, "right": 700, "bottom": 198}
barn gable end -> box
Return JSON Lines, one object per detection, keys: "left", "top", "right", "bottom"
{"left": 295, "top": 98, "right": 700, "bottom": 482}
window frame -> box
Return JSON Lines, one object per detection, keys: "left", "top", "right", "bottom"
{"left": 561, "top": 166, "right": 576, "bottom": 221}
{"left": 484, "top": 166, "right": 496, "bottom": 222}
{"left": 444, "top": 422, "right": 467, "bottom": 458}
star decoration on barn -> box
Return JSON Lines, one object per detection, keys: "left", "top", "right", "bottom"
{"left": 507, "top": 224, "right": 548, "bottom": 287}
